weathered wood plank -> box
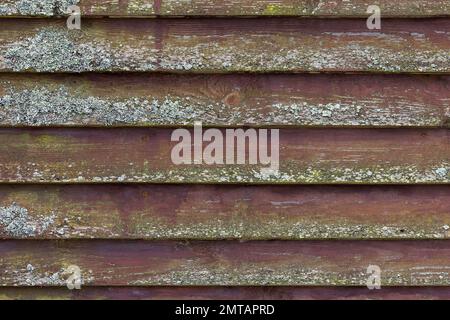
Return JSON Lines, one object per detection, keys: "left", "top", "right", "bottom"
{"left": 0, "top": 128, "right": 448, "bottom": 184}
{"left": 1, "top": 74, "right": 449, "bottom": 127}
{"left": 3, "top": 286, "right": 450, "bottom": 300}
{"left": 1, "top": 240, "right": 450, "bottom": 286}
{"left": 0, "top": 0, "right": 449, "bottom": 17}
{"left": 0, "top": 18, "right": 449, "bottom": 73}
{"left": 1, "top": 185, "right": 450, "bottom": 240}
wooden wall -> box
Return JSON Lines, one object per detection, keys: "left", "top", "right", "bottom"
{"left": 0, "top": 0, "right": 449, "bottom": 300}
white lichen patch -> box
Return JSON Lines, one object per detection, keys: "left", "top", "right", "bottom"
{"left": 0, "top": 203, "right": 55, "bottom": 237}
{"left": 2, "top": 162, "right": 449, "bottom": 184}
{"left": 2, "top": 27, "right": 158, "bottom": 72}
{"left": 5, "top": 265, "right": 66, "bottom": 286}
{"left": 126, "top": 0, "right": 154, "bottom": 14}
{"left": 268, "top": 100, "right": 444, "bottom": 127}
{"left": 160, "top": 35, "right": 450, "bottom": 73}
{"left": 130, "top": 263, "right": 450, "bottom": 286}
{"left": 0, "top": 85, "right": 220, "bottom": 126}
{"left": 133, "top": 216, "right": 450, "bottom": 240}
{"left": 2, "top": 264, "right": 94, "bottom": 286}
{"left": 3, "top": 28, "right": 113, "bottom": 72}
{"left": 0, "top": 0, "right": 78, "bottom": 16}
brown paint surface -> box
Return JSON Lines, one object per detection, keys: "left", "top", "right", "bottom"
{"left": 0, "top": 7, "right": 449, "bottom": 298}
{"left": 0, "top": 128, "right": 448, "bottom": 183}
{"left": 2, "top": 286, "right": 450, "bottom": 300}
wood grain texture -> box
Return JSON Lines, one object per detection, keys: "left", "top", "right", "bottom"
{"left": 0, "top": 0, "right": 449, "bottom": 17}
{"left": 1, "top": 185, "right": 450, "bottom": 240}
{"left": 1, "top": 18, "right": 449, "bottom": 73}
{"left": 3, "top": 286, "right": 450, "bottom": 300}
{"left": 1, "top": 74, "right": 449, "bottom": 127}
{"left": 0, "top": 128, "right": 448, "bottom": 184}
{"left": 1, "top": 240, "right": 450, "bottom": 286}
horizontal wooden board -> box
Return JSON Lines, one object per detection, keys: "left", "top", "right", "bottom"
{"left": 1, "top": 240, "right": 450, "bottom": 286}
{"left": 3, "top": 286, "right": 450, "bottom": 300}
{"left": 0, "top": 0, "right": 449, "bottom": 17}
{"left": 1, "top": 185, "right": 450, "bottom": 240}
{"left": 0, "top": 128, "right": 448, "bottom": 184}
{"left": 0, "top": 18, "right": 449, "bottom": 73}
{"left": 1, "top": 74, "right": 449, "bottom": 127}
